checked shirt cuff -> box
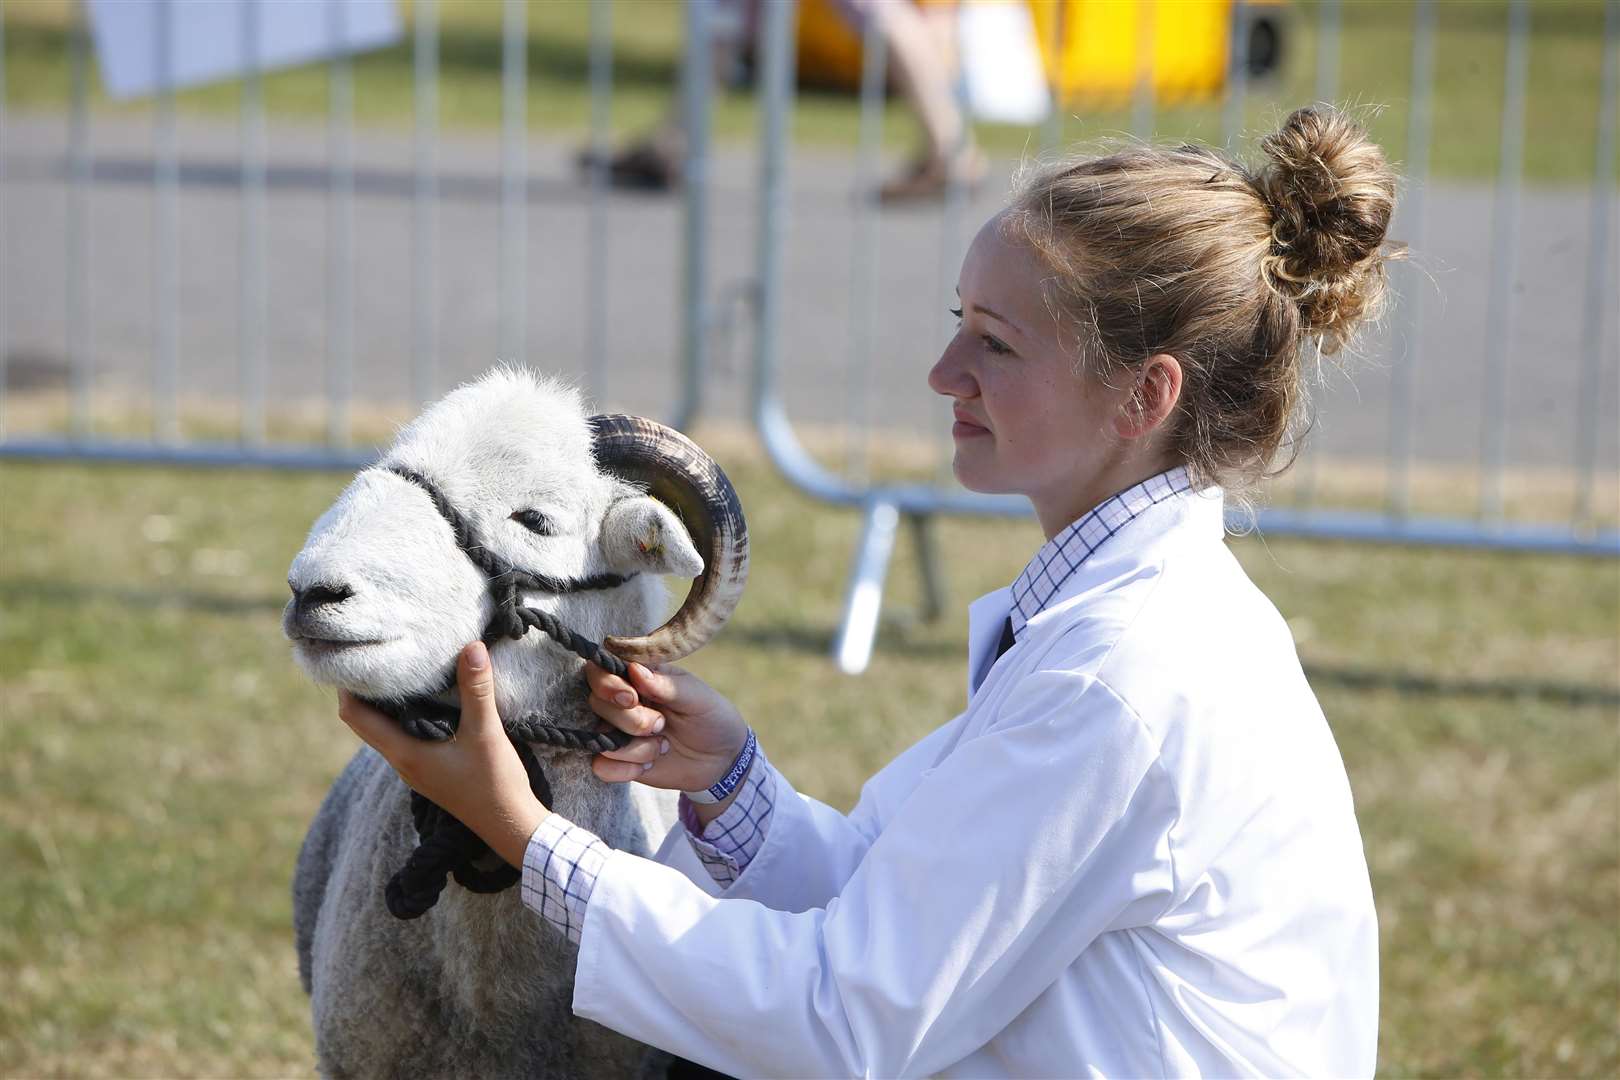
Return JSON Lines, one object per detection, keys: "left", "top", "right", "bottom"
{"left": 521, "top": 812, "right": 609, "bottom": 945}
{"left": 678, "top": 746, "right": 777, "bottom": 889}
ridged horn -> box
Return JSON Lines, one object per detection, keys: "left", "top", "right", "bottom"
{"left": 589, "top": 414, "right": 750, "bottom": 664}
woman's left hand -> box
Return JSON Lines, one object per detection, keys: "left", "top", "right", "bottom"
{"left": 337, "top": 640, "right": 547, "bottom": 868}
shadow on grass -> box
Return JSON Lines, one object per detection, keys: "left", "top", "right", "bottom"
{"left": 1, "top": 578, "right": 286, "bottom": 617}
{"left": 1304, "top": 663, "right": 1620, "bottom": 709}
{"left": 8, "top": 154, "right": 601, "bottom": 207}
{"left": 8, "top": 578, "right": 1616, "bottom": 705}
{"left": 725, "top": 621, "right": 962, "bottom": 661}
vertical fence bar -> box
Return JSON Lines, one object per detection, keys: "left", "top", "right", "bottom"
{"left": 1131, "top": 0, "right": 1156, "bottom": 138}
{"left": 413, "top": 0, "right": 439, "bottom": 407}
{"left": 500, "top": 0, "right": 527, "bottom": 367}
{"left": 1480, "top": 0, "right": 1530, "bottom": 520}
{"left": 1315, "top": 0, "right": 1340, "bottom": 105}
{"left": 846, "top": 7, "right": 887, "bottom": 481}
{"left": 835, "top": 498, "right": 900, "bottom": 674}
{"left": 751, "top": 0, "right": 794, "bottom": 428}
{"left": 1575, "top": 0, "right": 1619, "bottom": 527}
{"left": 1222, "top": 0, "right": 1248, "bottom": 145}
{"left": 67, "top": 16, "right": 92, "bottom": 438}
{"left": 239, "top": 0, "right": 267, "bottom": 446}
{"left": 0, "top": 14, "right": 7, "bottom": 437}
{"left": 1292, "top": 0, "right": 1341, "bottom": 510}
{"left": 934, "top": 16, "right": 972, "bottom": 478}
{"left": 584, "top": 0, "right": 614, "bottom": 404}
{"left": 1040, "top": 0, "right": 1066, "bottom": 153}
{"left": 326, "top": 0, "right": 355, "bottom": 446}
{"left": 154, "top": 0, "right": 180, "bottom": 441}
{"left": 674, "top": 0, "right": 714, "bottom": 431}
{"left": 1386, "top": 0, "right": 1435, "bottom": 518}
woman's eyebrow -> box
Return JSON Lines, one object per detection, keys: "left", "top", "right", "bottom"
{"left": 971, "top": 303, "right": 1022, "bottom": 335}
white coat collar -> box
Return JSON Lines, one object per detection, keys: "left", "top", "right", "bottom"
{"left": 1008, "top": 467, "right": 1194, "bottom": 639}
{"left": 966, "top": 484, "right": 1225, "bottom": 698}
{"left": 1024, "top": 484, "right": 1226, "bottom": 637}
{"left": 966, "top": 587, "right": 1013, "bottom": 697}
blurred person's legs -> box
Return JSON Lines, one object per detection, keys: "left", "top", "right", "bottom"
{"left": 577, "top": 0, "right": 754, "bottom": 191}
{"left": 580, "top": 0, "right": 984, "bottom": 200}
{"left": 861, "top": 0, "right": 987, "bottom": 202}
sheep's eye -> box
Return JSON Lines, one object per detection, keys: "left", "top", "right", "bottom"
{"left": 510, "top": 509, "right": 557, "bottom": 536}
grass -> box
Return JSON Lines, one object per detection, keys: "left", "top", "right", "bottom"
{"left": 2, "top": 0, "right": 1616, "bottom": 183}
{"left": 1, "top": 425, "right": 1617, "bottom": 1077}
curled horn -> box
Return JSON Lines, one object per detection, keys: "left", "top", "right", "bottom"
{"left": 589, "top": 414, "right": 750, "bottom": 664}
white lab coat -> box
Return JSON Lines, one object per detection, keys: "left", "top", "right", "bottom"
{"left": 572, "top": 488, "right": 1379, "bottom": 1077}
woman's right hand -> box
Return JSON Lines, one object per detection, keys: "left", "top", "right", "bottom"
{"left": 583, "top": 661, "right": 748, "bottom": 793}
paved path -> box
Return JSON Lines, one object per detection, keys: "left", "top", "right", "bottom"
{"left": 3, "top": 111, "right": 1615, "bottom": 477}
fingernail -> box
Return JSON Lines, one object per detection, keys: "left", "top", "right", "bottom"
{"left": 466, "top": 641, "right": 489, "bottom": 670}
{"left": 614, "top": 691, "right": 636, "bottom": 708}
{"left": 642, "top": 761, "right": 655, "bottom": 772}
{"left": 652, "top": 714, "right": 665, "bottom": 734}
{"left": 659, "top": 738, "right": 670, "bottom": 755}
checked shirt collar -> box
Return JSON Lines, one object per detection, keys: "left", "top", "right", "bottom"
{"left": 1007, "top": 466, "right": 1195, "bottom": 641}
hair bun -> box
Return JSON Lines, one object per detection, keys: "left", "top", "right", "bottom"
{"left": 1254, "top": 106, "right": 1398, "bottom": 353}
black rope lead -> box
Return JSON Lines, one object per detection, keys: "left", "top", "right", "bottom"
{"left": 381, "top": 603, "right": 635, "bottom": 921}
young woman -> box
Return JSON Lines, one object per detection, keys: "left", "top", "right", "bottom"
{"left": 341, "top": 105, "right": 1397, "bottom": 1077}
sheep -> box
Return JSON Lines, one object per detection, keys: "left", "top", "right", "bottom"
{"left": 283, "top": 367, "right": 749, "bottom": 1079}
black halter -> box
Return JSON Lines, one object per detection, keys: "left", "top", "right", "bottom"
{"left": 370, "top": 464, "right": 643, "bottom": 920}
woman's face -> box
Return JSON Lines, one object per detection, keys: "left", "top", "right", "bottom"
{"left": 928, "top": 213, "right": 1135, "bottom": 534}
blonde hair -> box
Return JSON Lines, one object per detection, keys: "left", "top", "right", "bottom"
{"left": 1005, "top": 105, "right": 1400, "bottom": 496}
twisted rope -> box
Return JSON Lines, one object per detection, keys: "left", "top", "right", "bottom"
{"left": 380, "top": 606, "right": 640, "bottom": 920}
{"left": 385, "top": 740, "right": 557, "bottom": 918}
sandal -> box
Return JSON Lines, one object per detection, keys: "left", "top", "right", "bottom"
{"left": 878, "top": 147, "right": 990, "bottom": 204}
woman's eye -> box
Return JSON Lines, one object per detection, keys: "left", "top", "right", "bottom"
{"left": 948, "top": 306, "right": 963, "bottom": 322}
{"left": 510, "top": 509, "right": 557, "bottom": 536}
{"left": 983, "top": 335, "right": 1013, "bottom": 356}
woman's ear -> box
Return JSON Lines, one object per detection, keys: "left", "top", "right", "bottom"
{"left": 1114, "top": 353, "right": 1183, "bottom": 441}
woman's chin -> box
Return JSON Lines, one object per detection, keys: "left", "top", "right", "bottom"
{"left": 950, "top": 451, "right": 1012, "bottom": 496}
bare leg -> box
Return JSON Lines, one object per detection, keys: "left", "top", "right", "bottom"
{"left": 577, "top": 0, "right": 750, "bottom": 191}
{"left": 864, "top": 1, "right": 986, "bottom": 200}
{"left": 873, "top": 0, "right": 965, "bottom": 161}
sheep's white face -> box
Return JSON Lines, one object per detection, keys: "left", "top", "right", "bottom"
{"left": 283, "top": 369, "right": 701, "bottom": 712}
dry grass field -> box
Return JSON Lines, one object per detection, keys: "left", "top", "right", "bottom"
{"left": 1, "top": 420, "right": 1616, "bottom": 1076}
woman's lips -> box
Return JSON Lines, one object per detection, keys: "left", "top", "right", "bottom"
{"left": 952, "top": 409, "right": 990, "bottom": 438}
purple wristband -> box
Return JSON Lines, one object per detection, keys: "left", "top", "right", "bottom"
{"left": 683, "top": 728, "right": 757, "bottom": 805}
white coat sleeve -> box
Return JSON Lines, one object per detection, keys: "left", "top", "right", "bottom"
{"left": 666, "top": 711, "right": 972, "bottom": 913}
{"left": 572, "top": 671, "right": 1181, "bottom": 1078}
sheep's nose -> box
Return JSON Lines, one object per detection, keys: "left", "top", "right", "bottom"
{"left": 290, "top": 581, "right": 355, "bottom": 616}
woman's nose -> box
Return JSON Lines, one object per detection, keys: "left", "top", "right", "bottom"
{"left": 928, "top": 339, "right": 976, "bottom": 399}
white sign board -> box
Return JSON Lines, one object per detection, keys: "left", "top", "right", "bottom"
{"left": 959, "top": 0, "right": 1052, "bottom": 127}
{"left": 88, "top": 0, "right": 402, "bottom": 101}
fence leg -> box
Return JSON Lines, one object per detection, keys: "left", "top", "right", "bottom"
{"left": 907, "top": 511, "right": 946, "bottom": 623}
{"left": 833, "top": 499, "right": 901, "bottom": 675}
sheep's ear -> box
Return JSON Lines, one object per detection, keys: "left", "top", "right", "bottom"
{"left": 600, "top": 497, "right": 704, "bottom": 578}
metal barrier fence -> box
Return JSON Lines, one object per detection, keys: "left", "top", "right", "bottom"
{"left": 742, "top": 0, "right": 1620, "bottom": 671}
{"left": 1, "top": 0, "right": 1616, "bottom": 675}
{"left": 0, "top": 0, "right": 708, "bottom": 466}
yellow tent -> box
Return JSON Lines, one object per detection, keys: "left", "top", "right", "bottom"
{"left": 795, "top": 0, "right": 1286, "bottom": 108}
